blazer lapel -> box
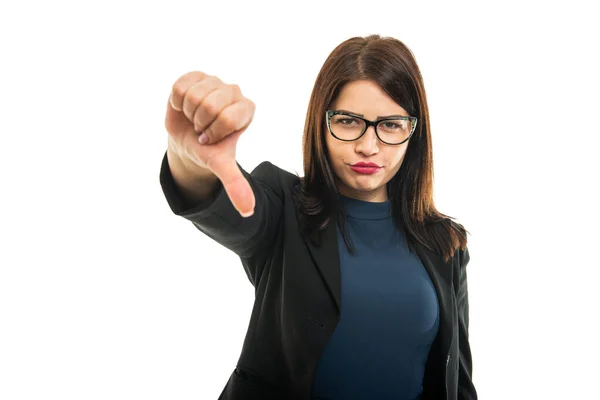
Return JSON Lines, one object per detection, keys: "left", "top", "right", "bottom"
{"left": 303, "top": 216, "right": 455, "bottom": 347}
{"left": 303, "top": 216, "right": 342, "bottom": 316}
{"left": 413, "top": 242, "right": 456, "bottom": 397}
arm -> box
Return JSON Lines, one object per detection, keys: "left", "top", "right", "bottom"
{"left": 159, "top": 150, "right": 283, "bottom": 286}
{"left": 456, "top": 246, "right": 478, "bottom": 399}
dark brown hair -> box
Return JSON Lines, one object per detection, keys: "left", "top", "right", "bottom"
{"left": 294, "top": 34, "right": 469, "bottom": 263}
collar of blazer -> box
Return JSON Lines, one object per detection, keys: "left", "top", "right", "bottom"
{"left": 302, "top": 211, "right": 456, "bottom": 353}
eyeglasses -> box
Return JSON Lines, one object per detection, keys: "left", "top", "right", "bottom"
{"left": 325, "top": 110, "right": 418, "bottom": 145}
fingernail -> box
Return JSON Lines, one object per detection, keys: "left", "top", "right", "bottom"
{"left": 240, "top": 209, "right": 254, "bottom": 218}
{"left": 198, "top": 133, "right": 208, "bottom": 144}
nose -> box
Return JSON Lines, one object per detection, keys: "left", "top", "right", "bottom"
{"left": 355, "top": 126, "right": 379, "bottom": 155}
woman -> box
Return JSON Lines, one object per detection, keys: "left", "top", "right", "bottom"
{"left": 160, "top": 34, "right": 477, "bottom": 400}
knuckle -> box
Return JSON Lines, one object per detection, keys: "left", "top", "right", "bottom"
{"left": 246, "top": 99, "right": 256, "bottom": 112}
{"left": 185, "top": 89, "right": 202, "bottom": 107}
{"left": 207, "top": 75, "right": 221, "bottom": 86}
{"left": 183, "top": 71, "right": 204, "bottom": 80}
{"left": 193, "top": 111, "right": 205, "bottom": 128}
{"left": 202, "top": 99, "right": 219, "bottom": 116}
{"left": 205, "top": 115, "right": 234, "bottom": 142}
{"left": 171, "top": 82, "right": 186, "bottom": 99}
{"left": 193, "top": 112, "right": 203, "bottom": 128}
{"left": 230, "top": 84, "right": 241, "bottom": 94}
{"left": 221, "top": 114, "right": 238, "bottom": 133}
{"left": 174, "top": 71, "right": 206, "bottom": 94}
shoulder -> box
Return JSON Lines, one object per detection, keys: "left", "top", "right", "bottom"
{"left": 446, "top": 219, "right": 470, "bottom": 268}
{"left": 447, "top": 218, "right": 467, "bottom": 237}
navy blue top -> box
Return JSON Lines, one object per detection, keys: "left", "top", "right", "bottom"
{"left": 310, "top": 194, "right": 440, "bottom": 400}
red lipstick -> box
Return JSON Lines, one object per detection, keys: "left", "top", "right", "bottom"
{"left": 350, "top": 162, "right": 382, "bottom": 175}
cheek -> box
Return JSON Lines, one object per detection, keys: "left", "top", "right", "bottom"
{"left": 324, "top": 138, "right": 341, "bottom": 171}
{"left": 325, "top": 138, "right": 345, "bottom": 164}
{"left": 398, "top": 151, "right": 407, "bottom": 163}
{"left": 389, "top": 148, "right": 408, "bottom": 170}
{"left": 397, "top": 146, "right": 409, "bottom": 161}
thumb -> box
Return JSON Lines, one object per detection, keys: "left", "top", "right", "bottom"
{"left": 210, "top": 157, "right": 256, "bottom": 218}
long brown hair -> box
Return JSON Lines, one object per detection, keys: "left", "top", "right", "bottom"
{"left": 294, "top": 34, "right": 469, "bottom": 263}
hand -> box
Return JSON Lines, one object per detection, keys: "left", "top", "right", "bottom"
{"left": 165, "top": 71, "right": 256, "bottom": 217}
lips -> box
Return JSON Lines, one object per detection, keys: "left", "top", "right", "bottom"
{"left": 352, "top": 162, "right": 381, "bottom": 168}
{"left": 349, "top": 162, "right": 382, "bottom": 175}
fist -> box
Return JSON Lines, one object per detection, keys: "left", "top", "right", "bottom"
{"left": 165, "top": 71, "right": 256, "bottom": 217}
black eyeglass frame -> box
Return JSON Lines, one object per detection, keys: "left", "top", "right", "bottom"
{"left": 325, "top": 110, "right": 418, "bottom": 145}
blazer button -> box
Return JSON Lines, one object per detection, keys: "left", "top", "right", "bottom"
{"left": 296, "top": 363, "right": 309, "bottom": 376}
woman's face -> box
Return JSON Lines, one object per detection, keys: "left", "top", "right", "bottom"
{"left": 325, "top": 79, "right": 412, "bottom": 202}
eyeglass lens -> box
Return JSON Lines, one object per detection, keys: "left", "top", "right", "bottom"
{"left": 329, "top": 114, "right": 412, "bottom": 144}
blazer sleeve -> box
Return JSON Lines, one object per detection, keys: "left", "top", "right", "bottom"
{"left": 158, "top": 151, "right": 283, "bottom": 286}
{"left": 456, "top": 246, "right": 478, "bottom": 399}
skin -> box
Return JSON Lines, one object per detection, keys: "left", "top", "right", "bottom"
{"left": 325, "top": 80, "right": 412, "bottom": 202}
{"left": 166, "top": 71, "right": 257, "bottom": 217}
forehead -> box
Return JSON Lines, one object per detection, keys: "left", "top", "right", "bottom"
{"left": 331, "top": 80, "right": 408, "bottom": 117}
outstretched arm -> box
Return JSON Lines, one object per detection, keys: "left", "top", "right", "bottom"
{"left": 160, "top": 152, "right": 283, "bottom": 286}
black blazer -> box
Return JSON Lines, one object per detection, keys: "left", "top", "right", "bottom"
{"left": 159, "top": 152, "right": 477, "bottom": 400}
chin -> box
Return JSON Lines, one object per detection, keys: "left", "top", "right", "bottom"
{"left": 351, "top": 182, "right": 379, "bottom": 192}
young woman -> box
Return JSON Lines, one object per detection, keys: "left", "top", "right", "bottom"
{"left": 160, "top": 34, "right": 477, "bottom": 400}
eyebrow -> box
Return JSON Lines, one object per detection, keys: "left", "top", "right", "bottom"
{"left": 335, "top": 108, "right": 409, "bottom": 119}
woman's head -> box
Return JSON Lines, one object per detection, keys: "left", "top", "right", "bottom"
{"left": 302, "top": 34, "right": 432, "bottom": 209}
{"left": 299, "top": 34, "right": 467, "bottom": 261}
{"left": 324, "top": 79, "right": 416, "bottom": 202}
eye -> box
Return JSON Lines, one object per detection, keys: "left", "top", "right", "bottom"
{"left": 332, "top": 116, "right": 360, "bottom": 126}
{"left": 382, "top": 121, "right": 399, "bottom": 129}
{"left": 379, "top": 120, "right": 409, "bottom": 131}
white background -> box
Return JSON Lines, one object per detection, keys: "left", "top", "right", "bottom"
{"left": 1, "top": 1, "right": 599, "bottom": 399}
